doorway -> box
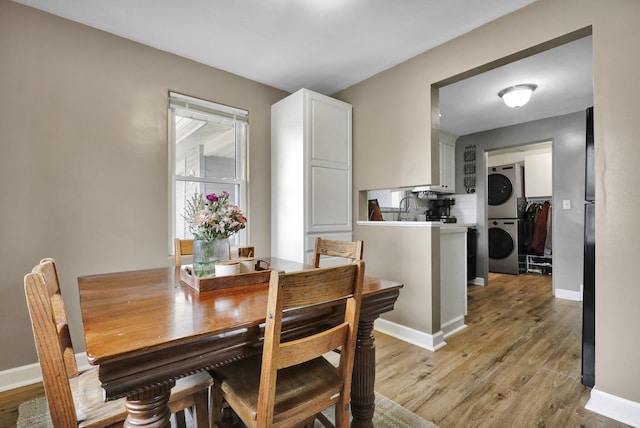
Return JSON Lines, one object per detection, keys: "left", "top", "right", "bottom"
{"left": 437, "top": 35, "right": 592, "bottom": 296}
{"left": 486, "top": 142, "right": 553, "bottom": 291}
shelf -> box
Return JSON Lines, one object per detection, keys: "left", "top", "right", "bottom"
{"left": 526, "top": 254, "right": 552, "bottom": 275}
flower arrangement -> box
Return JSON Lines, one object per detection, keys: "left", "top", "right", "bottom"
{"left": 185, "top": 191, "right": 247, "bottom": 241}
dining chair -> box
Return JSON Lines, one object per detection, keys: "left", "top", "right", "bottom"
{"left": 24, "top": 258, "right": 212, "bottom": 427}
{"left": 313, "top": 237, "right": 364, "bottom": 268}
{"left": 175, "top": 238, "right": 194, "bottom": 266}
{"left": 209, "top": 260, "right": 365, "bottom": 428}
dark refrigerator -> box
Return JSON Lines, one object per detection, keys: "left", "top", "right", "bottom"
{"left": 582, "top": 106, "right": 595, "bottom": 387}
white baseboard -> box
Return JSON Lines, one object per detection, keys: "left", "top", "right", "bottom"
{"left": 554, "top": 287, "right": 583, "bottom": 302}
{"left": 468, "top": 277, "right": 485, "bottom": 286}
{"left": 0, "top": 353, "right": 90, "bottom": 392}
{"left": 441, "top": 316, "right": 467, "bottom": 338}
{"left": 586, "top": 387, "right": 640, "bottom": 427}
{"left": 374, "top": 318, "right": 446, "bottom": 352}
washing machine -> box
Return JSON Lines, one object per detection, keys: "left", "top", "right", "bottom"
{"left": 488, "top": 219, "right": 523, "bottom": 275}
{"left": 487, "top": 163, "right": 525, "bottom": 219}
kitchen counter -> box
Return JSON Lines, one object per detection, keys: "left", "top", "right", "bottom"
{"left": 356, "top": 219, "right": 468, "bottom": 350}
{"left": 448, "top": 223, "right": 477, "bottom": 228}
{"left": 358, "top": 220, "right": 476, "bottom": 228}
{"left": 357, "top": 220, "right": 442, "bottom": 227}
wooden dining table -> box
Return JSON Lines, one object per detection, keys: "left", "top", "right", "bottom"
{"left": 78, "top": 257, "right": 402, "bottom": 427}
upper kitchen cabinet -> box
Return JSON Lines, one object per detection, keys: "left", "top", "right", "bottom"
{"left": 524, "top": 152, "right": 552, "bottom": 197}
{"left": 413, "top": 131, "right": 456, "bottom": 194}
{"left": 271, "top": 89, "right": 353, "bottom": 264}
{"left": 439, "top": 133, "right": 456, "bottom": 193}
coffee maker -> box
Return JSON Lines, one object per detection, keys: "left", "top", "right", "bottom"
{"left": 424, "top": 198, "right": 457, "bottom": 223}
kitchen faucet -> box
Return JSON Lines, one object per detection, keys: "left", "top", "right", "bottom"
{"left": 397, "top": 196, "right": 414, "bottom": 221}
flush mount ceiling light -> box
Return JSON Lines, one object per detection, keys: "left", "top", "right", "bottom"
{"left": 498, "top": 84, "right": 538, "bottom": 109}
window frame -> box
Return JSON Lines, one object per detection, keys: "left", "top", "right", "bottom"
{"left": 168, "top": 92, "right": 249, "bottom": 254}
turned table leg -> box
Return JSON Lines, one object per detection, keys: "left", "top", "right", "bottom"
{"left": 124, "top": 382, "right": 174, "bottom": 428}
{"left": 350, "top": 317, "right": 376, "bottom": 428}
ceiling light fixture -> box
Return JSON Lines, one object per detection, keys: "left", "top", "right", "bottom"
{"left": 498, "top": 84, "right": 538, "bottom": 109}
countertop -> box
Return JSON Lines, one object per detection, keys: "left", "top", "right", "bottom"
{"left": 358, "top": 221, "right": 477, "bottom": 228}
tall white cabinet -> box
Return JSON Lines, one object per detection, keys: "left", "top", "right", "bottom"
{"left": 271, "top": 89, "right": 353, "bottom": 264}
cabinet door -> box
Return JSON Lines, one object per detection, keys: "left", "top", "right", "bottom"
{"left": 309, "top": 165, "right": 351, "bottom": 232}
{"left": 306, "top": 90, "right": 352, "bottom": 233}
{"left": 439, "top": 142, "right": 455, "bottom": 193}
{"left": 308, "top": 93, "right": 351, "bottom": 168}
{"left": 524, "top": 152, "right": 552, "bottom": 197}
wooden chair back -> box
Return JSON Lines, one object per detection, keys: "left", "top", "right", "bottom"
{"left": 175, "top": 238, "right": 194, "bottom": 266}
{"left": 313, "top": 237, "right": 364, "bottom": 268}
{"left": 24, "top": 258, "right": 80, "bottom": 426}
{"left": 257, "top": 261, "right": 365, "bottom": 427}
{"left": 25, "top": 258, "right": 212, "bottom": 427}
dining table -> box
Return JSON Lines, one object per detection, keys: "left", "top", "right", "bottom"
{"left": 78, "top": 257, "right": 403, "bottom": 427}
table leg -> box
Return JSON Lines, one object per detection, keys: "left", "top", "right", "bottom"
{"left": 124, "top": 382, "right": 174, "bottom": 428}
{"left": 350, "top": 317, "right": 376, "bottom": 428}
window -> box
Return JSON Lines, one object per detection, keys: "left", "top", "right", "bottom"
{"left": 367, "top": 189, "right": 405, "bottom": 209}
{"left": 169, "top": 92, "right": 248, "bottom": 251}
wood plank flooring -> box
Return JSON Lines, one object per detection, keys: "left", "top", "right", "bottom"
{"left": 0, "top": 273, "right": 628, "bottom": 427}
{"left": 374, "top": 273, "right": 629, "bottom": 427}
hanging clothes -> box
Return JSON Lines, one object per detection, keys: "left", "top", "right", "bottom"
{"left": 531, "top": 201, "right": 551, "bottom": 254}
{"left": 544, "top": 204, "right": 553, "bottom": 255}
{"left": 523, "top": 201, "right": 544, "bottom": 253}
{"left": 522, "top": 202, "right": 538, "bottom": 253}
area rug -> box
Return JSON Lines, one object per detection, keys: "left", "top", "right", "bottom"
{"left": 18, "top": 393, "right": 438, "bottom": 427}
{"left": 16, "top": 396, "right": 51, "bottom": 428}
{"left": 315, "top": 392, "right": 438, "bottom": 428}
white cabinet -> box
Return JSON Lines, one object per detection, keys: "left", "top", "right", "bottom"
{"left": 439, "top": 140, "right": 455, "bottom": 193}
{"left": 412, "top": 132, "right": 456, "bottom": 193}
{"left": 524, "top": 152, "right": 552, "bottom": 197}
{"left": 271, "top": 89, "right": 352, "bottom": 263}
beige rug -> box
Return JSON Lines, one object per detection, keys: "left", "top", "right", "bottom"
{"left": 18, "top": 393, "right": 437, "bottom": 427}
{"left": 315, "top": 393, "right": 438, "bottom": 427}
{"left": 16, "top": 396, "right": 51, "bottom": 428}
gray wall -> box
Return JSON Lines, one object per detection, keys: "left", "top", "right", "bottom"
{"left": 455, "top": 111, "right": 586, "bottom": 293}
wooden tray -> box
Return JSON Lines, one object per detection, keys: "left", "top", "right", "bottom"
{"left": 180, "top": 266, "right": 272, "bottom": 293}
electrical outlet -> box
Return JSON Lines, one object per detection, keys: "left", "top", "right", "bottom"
{"left": 563, "top": 199, "right": 571, "bottom": 210}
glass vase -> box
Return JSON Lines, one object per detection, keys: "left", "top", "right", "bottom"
{"left": 193, "top": 238, "right": 230, "bottom": 277}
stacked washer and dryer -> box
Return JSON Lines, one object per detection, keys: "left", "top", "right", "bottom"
{"left": 487, "top": 163, "right": 526, "bottom": 274}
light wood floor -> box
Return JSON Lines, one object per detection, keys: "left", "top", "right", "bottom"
{"left": 374, "top": 272, "right": 629, "bottom": 428}
{"left": 0, "top": 273, "right": 628, "bottom": 428}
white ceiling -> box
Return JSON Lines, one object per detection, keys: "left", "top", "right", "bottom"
{"left": 439, "top": 36, "right": 593, "bottom": 136}
{"left": 12, "top": 0, "right": 593, "bottom": 136}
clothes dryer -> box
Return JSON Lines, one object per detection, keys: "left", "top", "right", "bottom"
{"left": 487, "top": 163, "right": 525, "bottom": 219}
{"left": 488, "top": 219, "right": 523, "bottom": 275}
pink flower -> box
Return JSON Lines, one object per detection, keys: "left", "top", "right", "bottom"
{"left": 185, "top": 192, "right": 246, "bottom": 240}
